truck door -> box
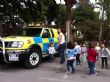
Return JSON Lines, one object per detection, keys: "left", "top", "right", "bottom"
{"left": 51, "top": 29, "right": 59, "bottom": 49}
{"left": 42, "top": 29, "right": 51, "bottom": 53}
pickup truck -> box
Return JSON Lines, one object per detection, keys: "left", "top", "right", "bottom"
{"left": 0, "top": 26, "right": 59, "bottom": 68}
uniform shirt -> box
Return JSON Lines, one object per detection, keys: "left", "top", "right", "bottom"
{"left": 59, "top": 32, "right": 65, "bottom": 44}
{"left": 66, "top": 49, "right": 76, "bottom": 60}
{"left": 48, "top": 47, "right": 56, "bottom": 54}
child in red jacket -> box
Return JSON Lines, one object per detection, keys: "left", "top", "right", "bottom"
{"left": 87, "top": 43, "right": 97, "bottom": 75}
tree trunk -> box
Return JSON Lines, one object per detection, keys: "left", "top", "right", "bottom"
{"left": 66, "top": 18, "right": 71, "bottom": 42}
{"left": 65, "top": 1, "right": 72, "bottom": 42}
{"left": 99, "top": 9, "right": 104, "bottom": 42}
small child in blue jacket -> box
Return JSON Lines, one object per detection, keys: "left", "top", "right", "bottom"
{"left": 66, "top": 42, "right": 76, "bottom": 75}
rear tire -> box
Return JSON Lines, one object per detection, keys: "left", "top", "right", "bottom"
{"left": 24, "top": 49, "right": 41, "bottom": 69}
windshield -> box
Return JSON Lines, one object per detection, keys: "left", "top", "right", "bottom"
{"left": 14, "top": 28, "right": 42, "bottom": 37}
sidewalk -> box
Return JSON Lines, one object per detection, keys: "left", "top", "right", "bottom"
{"left": 45, "top": 57, "right": 110, "bottom": 82}
{"left": 0, "top": 57, "right": 110, "bottom": 82}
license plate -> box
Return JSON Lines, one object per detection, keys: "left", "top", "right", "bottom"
{"left": 9, "top": 54, "right": 19, "bottom": 61}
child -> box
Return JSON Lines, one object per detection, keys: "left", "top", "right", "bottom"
{"left": 95, "top": 43, "right": 101, "bottom": 61}
{"left": 87, "top": 43, "right": 97, "bottom": 75}
{"left": 74, "top": 42, "right": 81, "bottom": 65}
{"left": 99, "top": 43, "right": 110, "bottom": 69}
{"left": 81, "top": 43, "right": 87, "bottom": 62}
{"left": 65, "top": 42, "right": 76, "bottom": 75}
{"left": 48, "top": 43, "right": 56, "bottom": 63}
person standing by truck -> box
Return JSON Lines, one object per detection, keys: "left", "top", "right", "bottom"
{"left": 48, "top": 43, "right": 56, "bottom": 63}
{"left": 57, "top": 28, "right": 66, "bottom": 64}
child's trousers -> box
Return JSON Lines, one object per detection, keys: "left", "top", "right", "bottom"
{"left": 67, "top": 60, "right": 75, "bottom": 72}
{"left": 101, "top": 57, "right": 108, "bottom": 68}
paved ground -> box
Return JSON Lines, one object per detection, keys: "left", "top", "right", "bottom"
{"left": 0, "top": 57, "right": 110, "bottom": 82}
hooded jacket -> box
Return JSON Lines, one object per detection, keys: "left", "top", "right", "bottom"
{"left": 87, "top": 48, "right": 97, "bottom": 63}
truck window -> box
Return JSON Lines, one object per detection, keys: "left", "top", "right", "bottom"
{"left": 14, "top": 28, "right": 42, "bottom": 37}
{"left": 42, "top": 29, "right": 50, "bottom": 38}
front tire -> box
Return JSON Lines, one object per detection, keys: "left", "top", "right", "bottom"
{"left": 24, "top": 49, "right": 41, "bottom": 69}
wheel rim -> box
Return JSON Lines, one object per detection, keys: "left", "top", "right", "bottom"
{"left": 29, "top": 52, "right": 39, "bottom": 66}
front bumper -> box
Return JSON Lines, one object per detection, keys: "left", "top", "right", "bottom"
{"left": 0, "top": 49, "right": 29, "bottom": 63}
{"left": 0, "top": 39, "right": 29, "bottom": 63}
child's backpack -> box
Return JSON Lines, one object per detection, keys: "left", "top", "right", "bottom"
{"left": 103, "top": 48, "right": 109, "bottom": 56}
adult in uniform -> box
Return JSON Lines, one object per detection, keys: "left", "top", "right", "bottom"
{"left": 57, "top": 28, "right": 66, "bottom": 64}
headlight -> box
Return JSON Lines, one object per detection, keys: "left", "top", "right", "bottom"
{"left": 11, "top": 42, "right": 18, "bottom": 48}
{"left": 11, "top": 41, "right": 24, "bottom": 48}
{"left": 18, "top": 42, "right": 24, "bottom": 48}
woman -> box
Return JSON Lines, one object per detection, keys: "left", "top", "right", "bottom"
{"left": 57, "top": 28, "right": 66, "bottom": 64}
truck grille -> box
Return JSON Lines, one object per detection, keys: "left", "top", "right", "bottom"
{"left": 5, "top": 42, "right": 13, "bottom": 48}
{"left": 0, "top": 40, "right": 13, "bottom": 48}
{"left": 5, "top": 42, "right": 10, "bottom": 47}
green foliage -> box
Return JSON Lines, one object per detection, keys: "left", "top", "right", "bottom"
{"left": 46, "top": 0, "right": 58, "bottom": 24}
{"left": 95, "top": 0, "right": 110, "bottom": 41}
{"left": 72, "top": 4, "right": 100, "bottom": 40}
{"left": 58, "top": 4, "right": 66, "bottom": 26}
{"left": 0, "top": 0, "right": 58, "bottom": 25}
{"left": 73, "top": 4, "right": 99, "bottom": 22}
{"left": 97, "top": 0, "right": 110, "bottom": 22}
{"left": 95, "top": 0, "right": 110, "bottom": 22}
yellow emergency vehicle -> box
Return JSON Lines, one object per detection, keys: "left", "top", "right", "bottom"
{"left": 0, "top": 22, "right": 59, "bottom": 68}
